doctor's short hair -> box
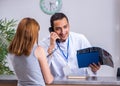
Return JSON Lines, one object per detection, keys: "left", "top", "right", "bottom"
{"left": 50, "top": 12, "right": 69, "bottom": 27}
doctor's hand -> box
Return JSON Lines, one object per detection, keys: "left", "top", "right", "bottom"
{"left": 50, "top": 32, "right": 60, "bottom": 45}
{"left": 89, "top": 62, "right": 101, "bottom": 73}
{"left": 47, "top": 32, "right": 60, "bottom": 54}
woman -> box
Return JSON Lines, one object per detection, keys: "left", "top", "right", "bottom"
{"left": 8, "top": 17, "right": 54, "bottom": 86}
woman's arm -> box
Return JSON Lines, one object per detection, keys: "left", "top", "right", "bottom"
{"left": 35, "top": 46, "right": 54, "bottom": 84}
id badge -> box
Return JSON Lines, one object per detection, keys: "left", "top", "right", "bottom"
{"left": 63, "top": 64, "right": 71, "bottom": 76}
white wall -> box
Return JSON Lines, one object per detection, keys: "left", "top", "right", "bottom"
{"left": 0, "top": 0, "right": 120, "bottom": 76}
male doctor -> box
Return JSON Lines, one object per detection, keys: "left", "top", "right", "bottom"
{"left": 40, "top": 13, "right": 100, "bottom": 77}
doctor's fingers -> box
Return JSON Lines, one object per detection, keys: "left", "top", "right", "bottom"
{"left": 50, "top": 32, "right": 57, "bottom": 36}
{"left": 89, "top": 65, "right": 98, "bottom": 72}
{"left": 89, "top": 63, "right": 100, "bottom": 71}
{"left": 93, "top": 62, "right": 100, "bottom": 67}
{"left": 51, "top": 33, "right": 59, "bottom": 40}
{"left": 92, "top": 63, "right": 100, "bottom": 69}
{"left": 97, "top": 62, "right": 101, "bottom": 67}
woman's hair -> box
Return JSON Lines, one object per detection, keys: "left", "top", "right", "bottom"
{"left": 50, "top": 12, "right": 69, "bottom": 28}
{"left": 8, "top": 17, "right": 40, "bottom": 56}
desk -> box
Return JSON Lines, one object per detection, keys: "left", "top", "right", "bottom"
{"left": 47, "top": 76, "right": 120, "bottom": 86}
{"left": 0, "top": 75, "right": 120, "bottom": 86}
{"left": 0, "top": 75, "right": 17, "bottom": 86}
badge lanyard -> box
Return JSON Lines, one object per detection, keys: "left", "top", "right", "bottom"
{"left": 57, "top": 38, "right": 69, "bottom": 61}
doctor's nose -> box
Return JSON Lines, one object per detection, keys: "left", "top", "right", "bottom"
{"left": 61, "top": 29, "right": 66, "bottom": 34}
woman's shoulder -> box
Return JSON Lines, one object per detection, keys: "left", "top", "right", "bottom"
{"left": 34, "top": 45, "right": 47, "bottom": 61}
{"left": 35, "top": 45, "right": 44, "bottom": 52}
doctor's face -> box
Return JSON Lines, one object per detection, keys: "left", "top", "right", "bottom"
{"left": 53, "top": 17, "right": 70, "bottom": 42}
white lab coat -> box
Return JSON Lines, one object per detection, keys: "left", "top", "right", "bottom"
{"left": 39, "top": 32, "right": 96, "bottom": 77}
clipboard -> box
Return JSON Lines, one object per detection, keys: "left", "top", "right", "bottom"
{"left": 76, "top": 47, "right": 114, "bottom": 68}
{"left": 77, "top": 51, "right": 100, "bottom": 68}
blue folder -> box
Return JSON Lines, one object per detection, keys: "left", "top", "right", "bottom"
{"left": 77, "top": 51, "right": 99, "bottom": 68}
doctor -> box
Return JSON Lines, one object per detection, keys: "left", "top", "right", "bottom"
{"left": 40, "top": 13, "right": 100, "bottom": 77}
